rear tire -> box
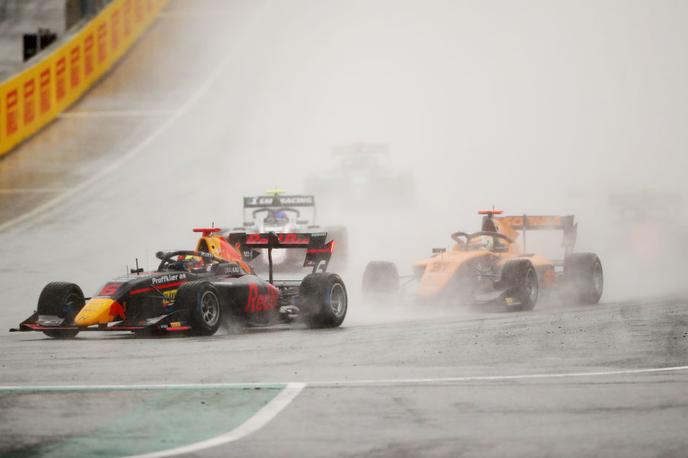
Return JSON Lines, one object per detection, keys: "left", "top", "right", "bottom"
{"left": 362, "top": 261, "right": 399, "bottom": 294}
{"left": 563, "top": 253, "right": 603, "bottom": 305}
{"left": 501, "top": 260, "right": 538, "bottom": 311}
{"left": 175, "top": 281, "right": 222, "bottom": 336}
{"left": 300, "top": 273, "right": 348, "bottom": 328}
{"left": 37, "top": 282, "right": 85, "bottom": 338}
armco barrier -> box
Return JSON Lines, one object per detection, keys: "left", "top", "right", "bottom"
{"left": 0, "top": 0, "right": 170, "bottom": 157}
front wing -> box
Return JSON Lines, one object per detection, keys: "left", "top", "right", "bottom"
{"left": 10, "top": 311, "right": 192, "bottom": 334}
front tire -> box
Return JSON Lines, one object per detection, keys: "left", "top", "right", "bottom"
{"left": 37, "top": 282, "right": 85, "bottom": 338}
{"left": 300, "top": 273, "right": 348, "bottom": 328}
{"left": 175, "top": 282, "right": 222, "bottom": 336}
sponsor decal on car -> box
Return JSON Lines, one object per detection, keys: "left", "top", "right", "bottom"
{"left": 152, "top": 273, "right": 186, "bottom": 285}
{"left": 98, "top": 282, "right": 122, "bottom": 296}
{"left": 245, "top": 284, "right": 279, "bottom": 313}
{"left": 163, "top": 289, "right": 178, "bottom": 303}
{"left": 246, "top": 233, "right": 311, "bottom": 245}
{"left": 243, "top": 195, "right": 315, "bottom": 207}
{"left": 130, "top": 274, "right": 188, "bottom": 296}
{"left": 226, "top": 264, "right": 243, "bottom": 275}
{"left": 278, "top": 196, "right": 314, "bottom": 205}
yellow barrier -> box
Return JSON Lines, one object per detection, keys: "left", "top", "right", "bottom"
{"left": 0, "top": 0, "right": 170, "bottom": 157}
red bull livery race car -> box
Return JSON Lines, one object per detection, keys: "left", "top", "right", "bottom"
{"left": 11, "top": 229, "right": 347, "bottom": 338}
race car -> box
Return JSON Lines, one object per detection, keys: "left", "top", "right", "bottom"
{"left": 362, "top": 210, "right": 603, "bottom": 311}
{"left": 607, "top": 191, "right": 688, "bottom": 260}
{"left": 11, "top": 229, "right": 347, "bottom": 338}
{"left": 234, "top": 190, "right": 347, "bottom": 272}
{"left": 304, "top": 143, "right": 415, "bottom": 209}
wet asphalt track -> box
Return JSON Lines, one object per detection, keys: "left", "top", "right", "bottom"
{"left": 2, "top": 300, "right": 688, "bottom": 457}
{"left": 1, "top": 0, "right": 688, "bottom": 457}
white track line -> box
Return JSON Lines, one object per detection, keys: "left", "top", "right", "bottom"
{"left": 305, "top": 365, "right": 688, "bottom": 387}
{"left": 1, "top": 365, "right": 687, "bottom": 393}
{"left": 122, "top": 382, "right": 305, "bottom": 458}
{"left": 0, "top": 382, "right": 285, "bottom": 392}
{"left": 0, "top": 0, "right": 272, "bottom": 235}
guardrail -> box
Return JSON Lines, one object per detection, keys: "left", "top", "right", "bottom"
{"left": 0, "top": 0, "right": 170, "bottom": 157}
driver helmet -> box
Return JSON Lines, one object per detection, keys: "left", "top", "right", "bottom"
{"left": 274, "top": 210, "right": 289, "bottom": 224}
{"left": 469, "top": 235, "right": 493, "bottom": 251}
{"left": 178, "top": 254, "right": 206, "bottom": 272}
{"left": 264, "top": 210, "right": 289, "bottom": 226}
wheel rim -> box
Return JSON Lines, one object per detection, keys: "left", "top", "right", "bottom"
{"left": 200, "top": 291, "right": 220, "bottom": 327}
{"left": 329, "top": 284, "right": 347, "bottom": 318}
{"left": 592, "top": 262, "right": 603, "bottom": 295}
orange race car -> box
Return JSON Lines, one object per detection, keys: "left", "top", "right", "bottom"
{"left": 362, "top": 210, "right": 603, "bottom": 311}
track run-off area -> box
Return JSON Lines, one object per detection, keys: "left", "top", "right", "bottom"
{"left": 1, "top": 0, "right": 687, "bottom": 457}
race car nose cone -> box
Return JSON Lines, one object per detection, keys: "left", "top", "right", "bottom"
{"left": 74, "top": 298, "right": 118, "bottom": 326}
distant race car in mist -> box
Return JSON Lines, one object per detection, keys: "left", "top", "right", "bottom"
{"left": 607, "top": 191, "right": 688, "bottom": 261}
{"left": 232, "top": 190, "right": 348, "bottom": 273}
{"left": 362, "top": 210, "right": 603, "bottom": 311}
{"left": 304, "top": 143, "right": 414, "bottom": 208}
{"left": 12, "top": 229, "right": 347, "bottom": 338}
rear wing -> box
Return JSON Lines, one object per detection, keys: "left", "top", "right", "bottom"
{"left": 494, "top": 215, "right": 577, "bottom": 255}
{"left": 497, "top": 215, "right": 575, "bottom": 231}
{"left": 242, "top": 195, "right": 316, "bottom": 227}
{"left": 227, "top": 232, "right": 334, "bottom": 282}
{"left": 243, "top": 195, "right": 315, "bottom": 208}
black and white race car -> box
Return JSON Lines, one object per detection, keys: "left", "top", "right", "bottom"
{"left": 235, "top": 191, "right": 347, "bottom": 272}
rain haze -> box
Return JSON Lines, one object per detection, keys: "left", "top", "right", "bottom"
{"left": 0, "top": 1, "right": 687, "bottom": 457}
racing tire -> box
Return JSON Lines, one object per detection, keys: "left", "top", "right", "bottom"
{"left": 362, "top": 261, "right": 399, "bottom": 294}
{"left": 563, "top": 253, "right": 603, "bottom": 305}
{"left": 500, "top": 260, "right": 538, "bottom": 311}
{"left": 175, "top": 281, "right": 222, "bottom": 336}
{"left": 300, "top": 273, "right": 348, "bottom": 328}
{"left": 37, "top": 282, "right": 85, "bottom": 338}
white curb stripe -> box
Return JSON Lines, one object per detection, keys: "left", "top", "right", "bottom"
{"left": 122, "top": 382, "right": 305, "bottom": 458}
